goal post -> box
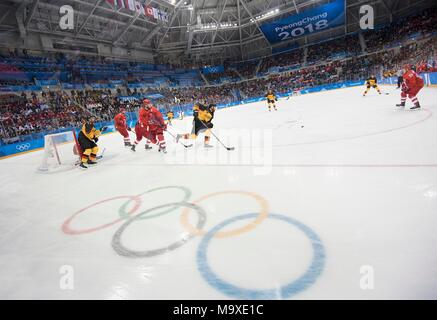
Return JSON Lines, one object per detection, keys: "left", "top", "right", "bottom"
{"left": 38, "top": 130, "right": 81, "bottom": 172}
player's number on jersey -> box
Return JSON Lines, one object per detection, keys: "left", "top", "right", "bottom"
{"left": 278, "top": 20, "right": 329, "bottom": 41}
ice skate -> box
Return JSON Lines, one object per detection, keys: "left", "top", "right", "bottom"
{"left": 410, "top": 102, "right": 421, "bottom": 110}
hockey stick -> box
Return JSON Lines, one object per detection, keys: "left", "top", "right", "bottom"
{"left": 200, "top": 121, "right": 235, "bottom": 151}
{"left": 165, "top": 130, "right": 193, "bottom": 148}
{"left": 96, "top": 147, "right": 106, "bottom": 160}
{"left": 381, "top": 86, "right": 397, "bottom": 95}
{"left": 94, "top": 128, "right": 107, "bottom": 159}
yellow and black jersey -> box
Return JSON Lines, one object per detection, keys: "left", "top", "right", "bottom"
{"left": 80, "top": 122, "right": 101, "bottom": 141}
{"left": 266, "top": 93, "right": 276, "bottom": 100}
{"left": 167, "top": 111, "right": 174, "bottom": 119}
{"left": 193, "top": 104, "right": 214, "bottom": 123}
{"left": 366, "top": 77, "right": 378, "bottom": 86}
{"left": 192, "top": 104, "right": 201, "bottom": 120}
{"left": 197, "top": 108, "right": 213, "bottom": 123}
{"left": 363, "top": 76, "right": 382, "bottom": 96}
{"left": 265, "top": 92, "right": 276, "bottom": 101}
{"left": 192, "top": 104, "right": 200, "bottom": 114}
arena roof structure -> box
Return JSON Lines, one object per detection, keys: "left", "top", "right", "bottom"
{"left": 0, "top": 0, "right": 435, "bottom": 64}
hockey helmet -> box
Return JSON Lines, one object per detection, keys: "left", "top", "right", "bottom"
{"left": 142, "top": 98, "right": 152, "bottom": 108}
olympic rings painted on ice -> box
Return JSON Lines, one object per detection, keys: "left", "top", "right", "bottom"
{"left": 118, "top": 186, "right": 191, "bottom": 221}
{"left": 112, "top": 202, "right": 207, "bottom": 258}
{"left": 61, "top": 186, "right": 325, "bottom": 298}
{"left": 62, "top": 195, "right": 142, "bottom": 235}
{"left": 179, "top": 191, "right": 269, "bottom": 238}
{"left": 196, "top": 213, "right": 326, "bottom": 300}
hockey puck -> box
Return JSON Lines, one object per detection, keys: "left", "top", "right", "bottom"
{"left": 301, "top": 126, "right": 304, "bottom": 128}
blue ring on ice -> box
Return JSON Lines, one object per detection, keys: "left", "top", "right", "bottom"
{"left": 196, "top": 213, "right": 325, "bottom": 300}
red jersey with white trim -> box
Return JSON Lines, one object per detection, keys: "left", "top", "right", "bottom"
{"left": 403, "top": 70, "right": 424, "bottom": 90}
{"left": 138, "top": 108, "right": 149, "bottom": 126}
{"left": 114, "top": 113, "right": 127, "bottom": 128}
{"left": 144, "top": 106, "right": 165, "bottom": 129}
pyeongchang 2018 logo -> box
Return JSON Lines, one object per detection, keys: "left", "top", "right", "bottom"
{"left": 16, "top": 143, "right": 31, "bottom": 151}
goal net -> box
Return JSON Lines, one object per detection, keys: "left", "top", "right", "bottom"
{"left": 38, "top": 130, "right": 81, "bottom": 172}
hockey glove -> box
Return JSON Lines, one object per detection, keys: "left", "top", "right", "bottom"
{"left": 401, "top": 82, "right": 409, "bottom": 94}
{"left": 100, "top": 126, "right": 108, "bottom": 133}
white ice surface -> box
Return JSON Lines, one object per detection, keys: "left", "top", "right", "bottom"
{"left": 1, "top": 86, "right": 437, "bottom": 299}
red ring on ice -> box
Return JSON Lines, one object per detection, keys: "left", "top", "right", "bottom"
{"left": 62, "top": 195, "right": 142, "bottom": 235}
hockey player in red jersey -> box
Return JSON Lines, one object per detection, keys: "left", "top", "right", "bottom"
{"left": 138, "top": 101, "right": 149, "bottom": 126}
{"left": 397, "top": 64, "right": 424, "bottom": 110}
{"left": 130, "top": 121, "right": 152, "bottom": 152}
{"left": 138, "top": 99, "right": 167, "bottom": 153}
{"left": 114, "top": 108, "right": 132, "bottom": 146}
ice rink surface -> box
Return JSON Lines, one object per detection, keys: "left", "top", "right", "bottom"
{"left": 1, "top": 86, "right": 437, "bottom": 299}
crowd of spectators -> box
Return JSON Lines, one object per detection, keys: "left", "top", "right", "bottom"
{"left": 364, "top": 7, "right": 437, "bottom": 53}
{"left": 0, "top": 90, "right": 140, "bottom": 143}
{"left": 0, "top": 63, "right": 21, "bottom": 73}
{"left": 1, "top": 8, "right": 437, "bottom": 145}
{"left": 307, "top": 34, "right": 362, "bottom": 64}
{"left": 2, "top": 33, "right": 436, "bottom": 144}
{"left": 152, "top": 86, "right": 236, "bottom": 111}
{"left": 0, "top": 51, "right": 203, "bottom": 89}
{"left": 203, "top": 69, "right": 241, "bottom": 84}
{"left": 0, "top": 79, "right": 35, "bottom": 87}
{"left": 234, "top": 60, "right": 259, "bottom": 79}
{"left": 259, "top": 49, "right": 304, "bottom": 73}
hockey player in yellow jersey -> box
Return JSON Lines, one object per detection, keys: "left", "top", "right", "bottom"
{"left": 166, "top": 110, "right": 174, "bottom": 126}
{"left": 265, "top": 89, "right": 278, "bottom": 111}
{"left": 363, "top": 75, "right": 382, "bottom": 96}
{"left": 176, "top": 103, "right": 216, "bottom": 148}
{"left": 77, "top": 117, "right": 106, "bottom": 169}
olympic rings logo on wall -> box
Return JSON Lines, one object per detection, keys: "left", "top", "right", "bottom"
{"left": 61, "top": 186, "right": 326, "bottom": 299}
{"left": 16, "top": 143, "right": 31, "bottom": 151}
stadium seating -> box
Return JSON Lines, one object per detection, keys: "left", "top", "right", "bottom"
{"left": 1, "top": 8, "right": 437, "bottom": 145}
